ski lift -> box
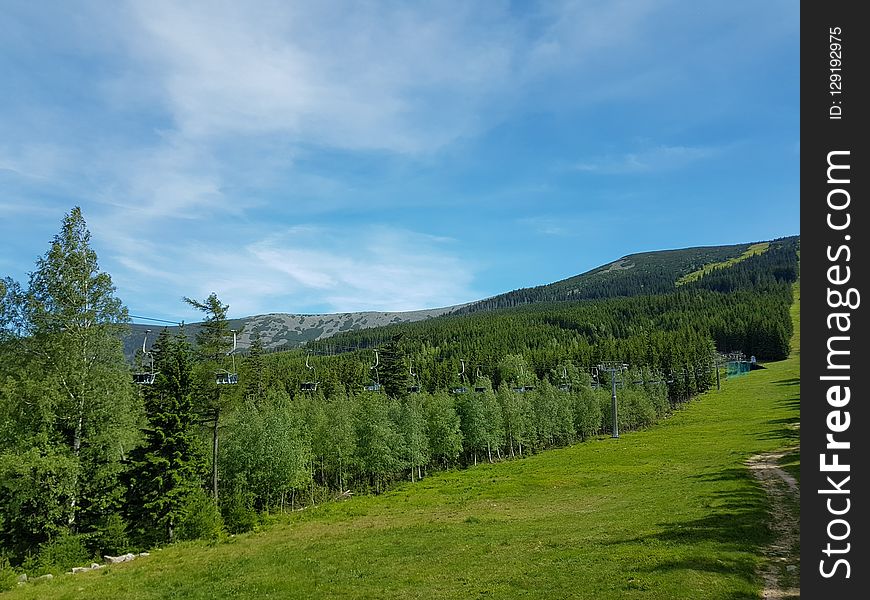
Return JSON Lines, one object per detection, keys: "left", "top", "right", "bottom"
{"left": 473, "top": 366, "right": 486, "bottom": 393}
{"left": 591, "top": 366, "right": 600, "bottom": 389}
{"left": 215, "top": 330, "right": 239, "bottom": 385}
{"left": 512, "top": 365, "right": 534, "bottom": 393}
{"left": 451, "top": 358, "right": 468, "bottom": 394}
{"left": 407, "top": 361, "right": 420, "bottom": 393}
{"left": 559, "top": 366, "right": 570, "bottom": 392}
{"left": 133, "top": 329, "right": 158, "bottom": 385}
{"left": 365, "top": 349, "right": 381, "bottom": 392}
{"left": 301, "top": 351, "right": 319, "bottom": 391}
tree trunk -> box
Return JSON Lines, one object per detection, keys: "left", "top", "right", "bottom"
{"left": 487, "top": 441, "right": 493, "bottom": 463}
{"left": 68, "top": 401, "right": 85, "bottom": 527}
{"left": 212, "top": 408, "right": 220, "bottom": 501}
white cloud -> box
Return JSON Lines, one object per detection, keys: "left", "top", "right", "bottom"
{"left": 573, "top": 144, "right": 720, "bottom": 174}
{"left": 99, "top": 224, "right": 478, "bottom": 318}
{"left": 120, "top": 0, "right": 518, "bottom": 155}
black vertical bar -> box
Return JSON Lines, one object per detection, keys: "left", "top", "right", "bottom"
{"left": 801, "top": 1, "right": 868, "bottom": 596}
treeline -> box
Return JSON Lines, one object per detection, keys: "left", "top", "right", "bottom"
{"left": 303, "top": 284, "right": 794, "bottom": 390}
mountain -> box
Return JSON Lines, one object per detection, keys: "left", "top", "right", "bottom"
{"left": 457, "top": 236, "right": 798, "bottom": 313}
{"left": 124, "top": 235, "right": 799, "bottom": 358}
{"left": 124, "top": 305, "right": 465, "bottom": 358}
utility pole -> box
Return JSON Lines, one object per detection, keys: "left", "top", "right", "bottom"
{"left": 598, "top": 362, "right": 628, "bottom": 438}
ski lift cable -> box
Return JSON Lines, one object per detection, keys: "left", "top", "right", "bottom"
{"left": 128, "top": 314, "right": 183, "bottom": 325}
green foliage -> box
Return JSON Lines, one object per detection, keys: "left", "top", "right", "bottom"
{"left": 353, "top": 393, "right": 403, "bottom": 492}
{"left": 89, "top": 513, "right": 129, "bottom": 557}
{"left": 176, "top": 488, "right": 224, "bottom": 542}
{"left": 0, "top": 555, "right": 17, "bottom": 592}
{"left": 378, "top": 337, "right": 409, "bottom": 398}
{"left": 32, "top": 533, "right": 91, "bottom": 575}
{"left": 123, "top": 329, "right": 206, "bottom": 546}
{"left": 0, "top": 207, "right": 140, "bottom": 547}
{"left": 221, "top": 392, "right": 310, "bottom": 511}
{"left": 425, "top": 392, "right": 463, "bottom": 468}
{"left": 0, "top": 446, "right": 78, "bottom": 561}
{"left": 221, "top": 487, "right": 258, "bottom": 535}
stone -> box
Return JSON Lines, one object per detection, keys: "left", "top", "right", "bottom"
{"left": 786, "top": 565, "right": 798, "bottom": 572}
{"left": 34, "top": 573, "right": 53, "bottom": 581}
{"left": 16, "top": 573, "right": 27, "bottom": 583}
{"left": 138, "top": 552, "right": 150, "bottom": 557}
{"left": 71, "top": 566, "right": 91, "bottom": 574}
{"left": 104, "top": 553, "right": 136, "bottom": 564}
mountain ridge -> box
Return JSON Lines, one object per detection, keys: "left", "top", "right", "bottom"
{"left": 125, "top": 235, "right": 798, "bottom": 357}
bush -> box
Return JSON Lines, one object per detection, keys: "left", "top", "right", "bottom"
{"left": 0, "top": 556, "right": 18, "bottom": 592}
{"left": 33, "top": 533, "right": 91, "bottom": 574}
{"left": 221, "top": 488, "right": 258, "bottom": 535}
{"left": 176, "top": 488, "right": 224, "bottom": 542}
{"left": 89, "top": 513, "right": 129, "bottom": 556}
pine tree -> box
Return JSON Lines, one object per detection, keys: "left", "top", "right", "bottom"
{"left": 245, "top": 331, "right": 267, "bottom": 405}
{"left": 183, "top": 292, "right": 237, "bottom": 502}
{"left": 378, "top": 337, "right": 409, "bottom": 398}
{"left": 124, "top": 330, "right": 206, "bottom": 545}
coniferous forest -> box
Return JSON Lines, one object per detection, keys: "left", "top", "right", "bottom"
{"left": 0, "top": 208, "right": 798, "bottom": 580}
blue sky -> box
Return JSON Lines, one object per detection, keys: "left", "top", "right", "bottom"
{"left": 0, "top": 1, "right": 799, "bottom": 322}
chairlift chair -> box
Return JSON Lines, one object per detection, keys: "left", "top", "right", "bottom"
{"left": 472, "top": 367, "right": 487, "bottom": 393}
{"left": 513, "top": 365, "right": 534, "bottom": 393}
{"left": 301, "top": 351, "right": 319, "bottom": 392}
{"left": 365, "top": 349, "right": 382, "bottom": 392}
{"left": 215, "top": 330, "right": 239, "bottom": 385}
{"left": 451, "top": 359, "right": 468, "bottom": 394}
{"left": 133, "top": 330, "right": 158, "bottom": 385}
{"left": 558, "top": 366, "right": 570, "bottom": 392}
{"left": 407, "top": 361, "right": 420, "bottom": 393}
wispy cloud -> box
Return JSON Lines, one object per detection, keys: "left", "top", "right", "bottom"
{"left": 105, "top": 224, "right": 478, "bottom": 318}
{"left": 120, "top": 1, "right": 518, "bottom": 155}
{"left": 573, "top": 144, "right": 720, "bottom": 174}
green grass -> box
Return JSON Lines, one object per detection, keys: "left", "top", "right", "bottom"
{"left": 9, "top": 287, "right": 800, "bottom": 600}
{"left": 676, "top": 242, "right": 770, "bottom": 285}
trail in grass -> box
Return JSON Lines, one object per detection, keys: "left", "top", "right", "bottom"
{"left": 748, "top": 452, "right": 800, "bottom": 599}
{"left": 749, "top": 281, "right": 801, "bottom": 600}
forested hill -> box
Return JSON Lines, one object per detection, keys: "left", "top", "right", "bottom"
{"left": 458, "top": 236, "right": 800, "bottom": 313}
{"left": 123, "top": 235, "right": 798, "bottom": 357}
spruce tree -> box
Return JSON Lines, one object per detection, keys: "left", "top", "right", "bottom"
{"left": 124, "top": 329, "right": 205, "bottom": 545}
{"left": 183, "top": 292, "right": 237, "bottom": 501}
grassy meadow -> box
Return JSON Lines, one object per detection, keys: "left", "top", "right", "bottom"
{"left": 7, "top": 286, "right": 800, "bottom": 600}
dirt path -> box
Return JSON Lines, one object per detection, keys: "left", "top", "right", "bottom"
{"left": 747, "top": 450, "right": 800, "bottom": 599}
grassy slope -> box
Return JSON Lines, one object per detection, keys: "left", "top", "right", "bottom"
{"left": 676, "top": 242, "right": 770, "bottom": 286}
{"left": 13, "top": 287, "right": 800, "bottom": 600}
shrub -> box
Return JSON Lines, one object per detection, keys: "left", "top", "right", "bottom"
{"left": 221, "top": 488, "right": 258, "bottom": 535}
{"left": 0, "top": 556, "right": 18, "bottom": 592}
{"left": 89, "top": 513, "right": 130, "bottom": 556}
{"left": 34, "top": 533, "right": 91, "bottom": 574}
{"left": 176, "top": 488, "right": 224, "bottom": 542}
